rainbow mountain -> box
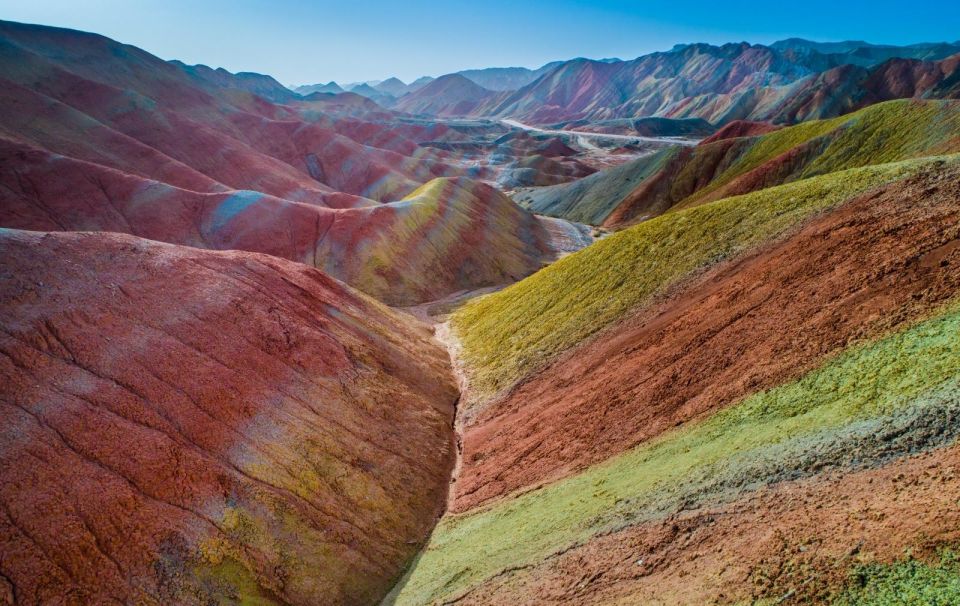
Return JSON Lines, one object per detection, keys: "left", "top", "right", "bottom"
{"left": 2, "top": 17, "right": 960, "bottom": 606}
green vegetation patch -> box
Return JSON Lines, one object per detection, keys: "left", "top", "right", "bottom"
{"left": 394, "top": 301, "right": 960, "bottom": 605}
{"left": 453, "top": 155, "right": 957, "bottom": 399}
{"left": 833, "top": 550, "right": 960, "bottom": 606}
{"left": 801, "top": 100, "right": 960, "bottom": 180}
{"left": 678, "top": 111, "right": 849, "bottom": 205}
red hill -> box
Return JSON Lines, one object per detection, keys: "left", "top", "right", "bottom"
{"left": 0, "top": 229, "right": 458, "bottom": 604}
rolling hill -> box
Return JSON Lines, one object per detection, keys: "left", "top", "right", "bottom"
{"left": 520, "top": 99, "right": 960, "bottom": 227}
{"left": 0, "top": 229, "right": 458, "bottom": 605}
{"left": 0, "top": 137, "right": 570, "bottom": 305}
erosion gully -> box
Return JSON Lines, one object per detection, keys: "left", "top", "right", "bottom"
{"left": 378, "top": 132, "right": 628, "bottom": 601}
{"left": 401, "top": 286, "right": 500, "bottom": 502}
{"left": 381, "top": 285, "right": 503, "bottom": 604}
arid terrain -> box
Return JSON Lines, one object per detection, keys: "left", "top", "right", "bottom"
{"left": 2, "top": 15, "right": 960, "bottom": 606}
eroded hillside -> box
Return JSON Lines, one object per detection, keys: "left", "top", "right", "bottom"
{"left": 390, "top": 158, "right": 960, "bottom": 604}
{"left": 3, "top": 16, "right": 960, "bottom": 606}
{"left": 0, "top": 230, "right": 457, "bottom": 605}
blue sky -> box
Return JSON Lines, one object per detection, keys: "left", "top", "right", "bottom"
{"left": 1, "top": 0, "right": 958, "bottom": 85}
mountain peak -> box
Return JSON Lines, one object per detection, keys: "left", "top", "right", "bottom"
{"left": 374, "top": 76, "right": 408, "bottom": 96}
{"left": 393, "top": 73, "right": 494, "bottom": 116}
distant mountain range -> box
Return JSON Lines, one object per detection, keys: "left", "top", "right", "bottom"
{"left": 290, "top": 60, "right": 564, "bottom": 101}
{"left": 288, "top": 38, "right": 960, "bottom": 125}
{"left": 393, "top": 74, "right": 497, "bottom": 117}
{"left": 473, "top": 39, "right": 960, "bottom": 124}
{"left": 294, "top": 80, "right": 344, "bottom": 94}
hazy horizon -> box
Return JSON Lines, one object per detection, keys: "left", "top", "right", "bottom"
{"left": 2, "top": 0, "right": 958, "bottom": 86}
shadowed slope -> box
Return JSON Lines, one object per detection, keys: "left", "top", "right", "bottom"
{"left": 552, "top": 116, "right": 716, "bottom": 137}
{"left": 699, "top": 119, "right": 781, "bottom": 143}
{"left": 0, "top": 229, "right": 457, "bottom": 605}
{"left": 513, "top": 148, "right": 682, "bottom": 225}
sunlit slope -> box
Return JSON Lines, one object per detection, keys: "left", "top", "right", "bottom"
{"left": 410, "top": 139, "right": 960, "bottom": 605}
{"left": 450, "top": 165, "right": 960, "bottom": 513}
{"left": 669, "top": 98, "right": 960, "bottom": 212}
{"left": 316, "top": 177, "right": 557, "bottom": 305}
{"left": 453, "top": 154, "right": 959, "bottom": 401}
{"left": 396, "top": 297, "right": 960, "bottom": 605}
{"left": 523, "top": 100, "right": 960, "bottom": 227}
{"left": 393, "top": 164, "right": 960, "bottom": 602}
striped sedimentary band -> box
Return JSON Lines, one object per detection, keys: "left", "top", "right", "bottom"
{"left": 393, "top": 296, "right": 960, "bottom": 604}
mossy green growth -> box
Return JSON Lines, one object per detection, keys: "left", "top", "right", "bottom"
{"left": 452, "top": 155, "right": 957, "bottom": 400}
{"left": 394, "top": 301, "right": 960, "bottom": 605}
{"left": 800, "top": 100, "right": 960, "bottom": 179}
{"left": 674, "top": 110, "right": 850, "bottom": 206}
{"left": 717, "top": 111, "right": 848, "bottom": 178}
{"left": 833, "top": 550, "right": 960, "bottom": 606}
{"left": 195, "top": 492, "right": 387, "bottom": 603}
{"left": 193, "top": 555, "right": 284, "bottom": 606}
